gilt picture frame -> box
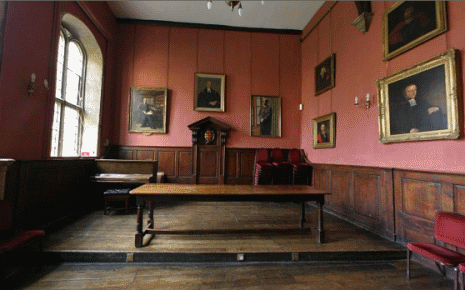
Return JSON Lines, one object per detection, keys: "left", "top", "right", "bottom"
{"left": 382, "top": 1, "right": 447, "bottom": 61}
{"left": 128, "top": 87, "right": 168, "bottom": 135}
{"left": 312, "top": 113, "right": 336, "bottom": 149}
{"left": 250, "top": 95, "right": 281, "bottom": 138}
{"left": 194, "top": 73, "right": 225, "bottom": 112}
{"left": 376, "top": 49, "right": 458, "bottom": 144}
{"left": 315, "top": 54, "right": 335, "bottom": 96}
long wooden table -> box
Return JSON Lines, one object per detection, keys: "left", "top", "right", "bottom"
{"left": 130, "top": 184, "right": 331, "bottom": 248}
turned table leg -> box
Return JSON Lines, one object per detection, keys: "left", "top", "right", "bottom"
{"left": 300, "top": 201, "right": 306, "bottom": 228}
{"left": 148, "top": 201, "right": 154, "bottom": 229}
{"left": 135, "top": 199, "right": 145, "bottom": 248}
{"left": 316, "top": 198, "right": 325, "bottom": 243}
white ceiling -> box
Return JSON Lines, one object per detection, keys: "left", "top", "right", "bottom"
{"left": 107, "top": 1, "right": 325, "bottom": 31}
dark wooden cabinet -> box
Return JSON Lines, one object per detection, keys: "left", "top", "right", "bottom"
{"left": 188, "top": 117, "right": 231, "bottom": 184}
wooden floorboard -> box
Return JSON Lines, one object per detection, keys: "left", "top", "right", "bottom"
{"left": 7, "top": 261, "right": 454, "bottom": 290}
{"left": 42, "top": 201, "right": 403, "bottom": 257}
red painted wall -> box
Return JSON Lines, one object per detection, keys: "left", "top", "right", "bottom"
{"left": 301, "top": 1, "right": 465, "bottom": 173}
{"left": 0, "top": 1, "right": 116, "bottom": 159}
{"left": 114, "top": 23, "right": 302, "bottom": 149}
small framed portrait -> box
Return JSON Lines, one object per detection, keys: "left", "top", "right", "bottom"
{"left": 128, "top": 87, "right": 168, "bottom": 135}
{"left": 194, "top": 73, "right": 225, "bottom": 112}
{"left": 250, "top": 95, "right": 281, "bottom": 138}
{"left": 312, "top": 113, "right": 336, "bottom": 149}
{"left": 382, "top": 1, "right": 447, "bottom": 60}
{"left": 315, "top": 54, "right": 335, "bottom": 96}
{"left": 376, "top": 49, "right": 459, "bottom": 144}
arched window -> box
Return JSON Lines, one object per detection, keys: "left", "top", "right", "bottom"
{"left": 51, "top": 28, "right": 86, "bottom": 157}
{"left": 50, "top": 14, "right": 103, "bottom": 158}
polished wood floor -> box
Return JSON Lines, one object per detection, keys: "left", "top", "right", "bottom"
{"left": 9, "top": 261, "right": 453, "bottom": 289}
{"left": 5, "top": 202, "right": 455, "bottom": 289}
{"left": 43, "top": 201, "right": 404, "bottom": 255}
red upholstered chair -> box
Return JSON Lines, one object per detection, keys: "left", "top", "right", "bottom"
{"left": 288, "top": 149, "right": 311, "bottom": 185}
{"left": 271, "top": 149, "right": 292, "bottom": 185}
{"left": 253, "top": 149, "right": 273, "bottom": 185}
{"left": 0, "top": 200, "right": 45, "bottom": 280}
{"left": 407, "top": 212, "right": 465, "bottom": 290}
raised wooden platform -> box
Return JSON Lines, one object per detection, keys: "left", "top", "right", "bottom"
{"left": 41, "top": 201, "right": 405, "bottom": 263}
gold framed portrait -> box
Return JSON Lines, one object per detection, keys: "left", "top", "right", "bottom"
{"left": 382, "top": 1, "right": 447, "bottom": 61}
{"left": 194, "top": 73, "right": 225, "bottom": 112}
{"left": 376, "top": 49, "right": 459, "bottom": 144}
{"left": 128, "top": 87, "right": 168, "bottom": 135}
{"left": 312, "top": 113, "right": 336, "bottom": 149}
{"left": 250, "top": 95, "right": 281, "bottom": 138}
{"left": 315, "top": 54, "right": 335, "bottom": 96}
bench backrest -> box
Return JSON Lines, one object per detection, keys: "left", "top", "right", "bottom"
{"left": 95, "top": 159, "right": 158, "bottom": 175}
{"left": 435, "top": 212, "right": 465, "bottom": 248}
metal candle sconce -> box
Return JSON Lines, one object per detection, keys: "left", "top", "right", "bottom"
{"left": 355, "top": 93, "right": 371, "bottom": 109}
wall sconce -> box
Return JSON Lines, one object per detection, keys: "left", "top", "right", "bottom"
{"left": 28, "top": 73, "right": 36, "bottom": 96}
{"left": 355, "top": 93, "right": 371, "bottom": 109}
{"left": 44, "top": 79, "right": 49, "bottom": 91}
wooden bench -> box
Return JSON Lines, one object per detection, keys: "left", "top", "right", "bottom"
{"left": 0, "top": 200, "right": 45, "bottom": 281}
{"left": 407, "top": 212, "right": 465, "bottom": 290}
{"left": 91, "top": 159, "right": 160, "bottom": 214}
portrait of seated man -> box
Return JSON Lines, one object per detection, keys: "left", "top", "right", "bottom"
{"left": 197, "top": 80, "right": 221, "bottom": 109}
{"left": 390, "top": 83, "right": 447, "bottom": 135}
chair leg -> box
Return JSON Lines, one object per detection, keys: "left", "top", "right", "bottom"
{"left": 125, "top": 198, "right": 129, "bottom": 214}
{"left": 454, "top": 267, "right": 459, "bottom": 290}
{"left": 407, "top": 249, "right": 410, "bottom": 279}
{"left": 460, "top": 271, "right": 465, "bottom": 290}
{"left": 104, "top": 199, "right": 108, "bottom": 215}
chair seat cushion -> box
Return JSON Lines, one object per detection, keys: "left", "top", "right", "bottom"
{"left": 272, "top": 161, "right": 292, "bottom": 167}
{"left": 407, "top": 242, "right": 465, "bottom": 266}
{"left": 291, "top": 162, "right": 309, "bottom": 168}
{"left": 104, "top": 188, "right": 131, "bottom": 195}
{"left": 256, "top": 162, "right": 272, "bottom": 169}
{"left": 0, "top": 230, "right": 45, "bottom": 251}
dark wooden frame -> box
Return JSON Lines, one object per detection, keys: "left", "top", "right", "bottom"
{"left": 382, "top": 1, "right": 447, "bottom": 60}
{"left": 315, "top": 54, "right": 335, "bottom": 96}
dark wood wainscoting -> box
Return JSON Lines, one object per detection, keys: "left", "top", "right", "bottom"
{"left": 312, "top": 164, "right": 395, "bottom": 241}
{"left": 4, "top": 160, "right": 96, "bottom": 230}
{"left": 118, "top": 146, "right": 193, "bottom": 184}
{"left": 394, "top": 170, "right": 465, "bottom": 250}
{"left": 117, "top": 146, "right": 259, "bottom": 185}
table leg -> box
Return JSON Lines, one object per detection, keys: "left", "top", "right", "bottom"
{"left": 316, "top": 198, "right": 325, "bottom": 243}
{"left": 135, "top": 200, "right": 145, "bottom": 248}
{"left": 300, "top": 201, "right": 306, "bottom": 228}
{"left": 148, "top": 201, "right": 154, "bottom": 229}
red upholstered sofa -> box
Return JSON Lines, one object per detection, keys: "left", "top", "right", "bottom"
{"left": 0, "top": 200, "right": 45, "bottom": 280}
{"left": 407, "top": 212, "right": 465, "bottom": 290}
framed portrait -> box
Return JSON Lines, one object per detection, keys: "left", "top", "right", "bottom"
{"left": 382, "top": 1, "right": 447, "bottom": 60}
{"left": 0, "top": 2, "right": 8, "bottom": 72}
{"left": 128, "top": 87, "right": 168, "bottom": 135}
{"left": 376, "top": 49, "right": 458, "bottom": 144}
{"left": 312, "top": 113, "right": 336, "bottom": 149}
{"left": 250, "top": 95, "right": 281, "bottom": 138}
{"left": 315, "top": 54, "right": 335, "bottom": 96}
{"left": 194, "top": 73, "right": 225, "bottom": 112}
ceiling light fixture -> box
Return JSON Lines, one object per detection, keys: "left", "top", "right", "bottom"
{"left": 207, "top": 1, "right": 251, "bottom": 16}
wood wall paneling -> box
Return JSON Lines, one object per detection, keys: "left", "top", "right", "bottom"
{"left": 394, "top": 170, "right": 465, "bottom": 245}
{"left": 312, "top": 164, "right": 395, "bottom": 241}
{"left": 157, "top": 151, "right": 176, "bottom": 177}
{"left": 179, "top": 151, "right": 193, "bottom": 177}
